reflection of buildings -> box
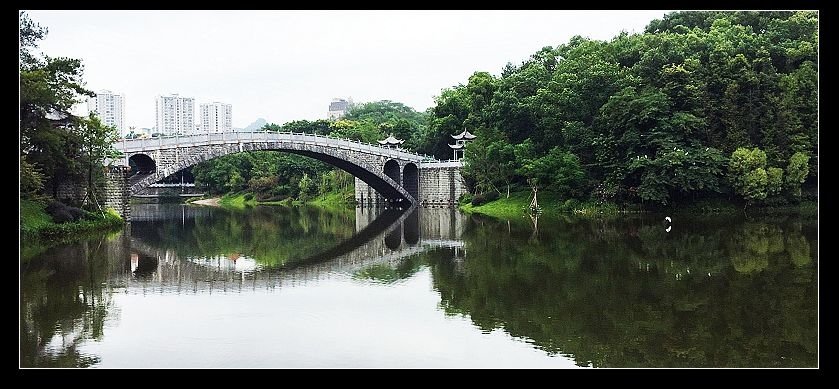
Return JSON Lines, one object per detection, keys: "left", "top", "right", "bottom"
{"left": 188, "top": 254, "right": 261, "bottom": 273}
{"left": 130, "top": 253, "right": 139, "bottom": 273}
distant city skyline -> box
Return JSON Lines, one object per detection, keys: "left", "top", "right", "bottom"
{"left": 25, "top": 10, "right": 669, "bottom": 129}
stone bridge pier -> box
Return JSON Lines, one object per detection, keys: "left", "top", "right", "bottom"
{"left": 103, "top": 166, "right": 132, "bottom": 221}
{"left": 354, "top": 161, "right": 466, "bottom": 207}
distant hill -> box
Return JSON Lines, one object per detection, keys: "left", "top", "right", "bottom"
{"left": 243, "top": 118, "right": 268, "bottom": 132}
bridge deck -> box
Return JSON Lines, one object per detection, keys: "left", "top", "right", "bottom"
{"left": 113, "top": 131, "right": 437, "bottom": 164}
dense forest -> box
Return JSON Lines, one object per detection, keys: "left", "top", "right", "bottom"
{"left": 419, "top": 11, "right": 817, "bottom": 207}
{"left": 195, "top": 11, "right": 817, "bottom": 209}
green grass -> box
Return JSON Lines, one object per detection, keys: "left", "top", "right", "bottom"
{"left": 307, "top": 191, "right": 355, "bottom": 209}
{"left": 261, "top": 199, "right": 294, "bottom": 206}
{"left": 459, "top": 190, "right": 817, "bottom": 220}
{"left": 217, "top": 191, "right": 355, "bottom": 210}
{"left": 218, "top": 193, "right": 258, "bottom": 208}
{"left": 461, "top": 191, "right": 539, "bottom": 219}
{"left": 21, "top": 199, "right": 54, "bottom": 236}
{"left": 20, "top": 199, "right": 124, "bottom": 243}
{"left": 218, "top": 192, "right": 302, "bottom": 207}
{"left": 459, "top": 190, "right": 623, "bottom": 219}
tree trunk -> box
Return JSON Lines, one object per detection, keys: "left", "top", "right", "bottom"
{"left": 529, "top": 185, "right": 539, "bottom": 213}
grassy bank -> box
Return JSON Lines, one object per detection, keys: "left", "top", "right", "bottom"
{"left": 213, "top": 191, "right": 355, "bottom": 210}
{"left": 458, "top": 190, "right": 816, "bottom": 219}
{"left": 21, "top": 199, "right": 124, "bottom": 242}
{"left": 306, "top": 191, "right": 355, "bottom": 209}
{"left": 217, "top": 193, "right": 256, "bottom": 207}
{"left": 216, "top": 192, "right": 289, "bottom": 208}
{"left": 459, "top": 190, "right": 621, "bottom": 219}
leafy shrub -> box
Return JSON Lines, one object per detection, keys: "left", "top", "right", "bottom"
{"left": 471, "top": 191, "right": 500, "bottom": 206}
{"left": 559, "top": 198, "right": 581, "bottom": 212}
{"left": 45, "top": 201, "right": 88, "bottom": 223}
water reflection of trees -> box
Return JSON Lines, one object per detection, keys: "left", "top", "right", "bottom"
{"left": 428, "top": 214, "right": 817, "bottom": 367}
{"left": 20, "top": 237, "right": 120, "bottom": 367}
{"left": 131, "top": 206, "right": 356, "bottom": 268}
{"left": 20, "top": 207, "right": 816, "bottom": 368}
{"left": 353, "top": 252, "right": 431, "bottom": 284}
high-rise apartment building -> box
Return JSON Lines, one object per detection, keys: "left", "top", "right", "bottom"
{"left": 328, "top": 98, "right": 351, "bottom": 120}
{"left": 155, "top": 94, "right": 194, "bottom": 135}
{"left": 87, "top": 90, "right": 125, "bottom": 134}
{"left": 200, "top": 102, "right": 233, "bottom": 133}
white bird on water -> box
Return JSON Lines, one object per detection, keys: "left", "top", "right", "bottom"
{"left": 665, "top": 216, "right": 672, "bottom": 223}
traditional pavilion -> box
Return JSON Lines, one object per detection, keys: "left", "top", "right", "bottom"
{"left": 378, "top": 134, "right": 404, "bottom": 149}
{"left": 449, "top": 129, "right": 476, "bottom": 160}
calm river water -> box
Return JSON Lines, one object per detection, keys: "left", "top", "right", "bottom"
{"left": 20, "top": 204, "right": 817, "bottom": 368}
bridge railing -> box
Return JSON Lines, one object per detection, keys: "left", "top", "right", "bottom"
{"left": 117, "top": 131, "right": 440, "bottom": 163}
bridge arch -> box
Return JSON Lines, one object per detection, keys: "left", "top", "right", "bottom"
{"left": 402, "top": 163, "right": 418, "bottom": 200}
{"left": 126, "top": 142, "right": 415, "bottom": 204}
{"left": 384, "top": 159, "right": 400, "bottom": 185}
{"left": 129, "top": 153, "right": 156, "bottom": 174}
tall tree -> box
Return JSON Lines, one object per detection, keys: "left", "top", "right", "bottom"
{"left": 20, "top": 12, "right": 119, "bottom": 203}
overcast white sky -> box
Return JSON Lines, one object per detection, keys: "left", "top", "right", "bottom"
{"left": 25, "top": 10, "right": 669, "bottom": 131}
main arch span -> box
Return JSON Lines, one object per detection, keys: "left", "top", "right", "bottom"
{"left": 105, "top": 132, "right": 466, "bottom": 220}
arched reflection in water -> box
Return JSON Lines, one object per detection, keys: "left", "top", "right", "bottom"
{"left": 131, "top": 253, "right": 158, "bottom": 279}
{"left": 20, "top": 205, "right": 816, "bottom": 368}
{"left": 123, "top": 206, "right": 468, "bottom": 286}
{"left": 404, "top": 209, "right": 420, "bottom": 245}
{"left": 385, "top": 225, "right": 402, "bottom": 251}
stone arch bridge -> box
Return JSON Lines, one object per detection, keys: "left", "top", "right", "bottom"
{"left": 104, "top": 132, "right": 465, "bottom": 220}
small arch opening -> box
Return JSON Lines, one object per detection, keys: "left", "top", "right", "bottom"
{"left": 129, "top": 154, "right": 156, "bottom": 175}
{"left": 402, "top": 163, "right": 418, "bottom": 200}
{"left": 383, "top": 159, "right": 400, "bottom": 186}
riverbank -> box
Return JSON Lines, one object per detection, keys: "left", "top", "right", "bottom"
{"left": 20, "top": 199, "right": 124, "bottom": 242}
{"left": 459, "top": 191, "right": 621, "bottom": 219}
{"left": 190, "top": 197, "right": 221, "bottom": 206}
{"left": 190, "top": 191, "right": 355, "bottom": 209}
{"left": 459, "top": 190, "right": 818, "bottom": 219}
{"left": 306, "top": 192, "right": 355, "bottom": 209}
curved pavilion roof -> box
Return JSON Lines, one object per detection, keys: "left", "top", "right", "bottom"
{"left": 377, "top": 134, "right": 405, "bottom": 145}
{"left": 451, "top": 129, "right": 477, "bottom": 140}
